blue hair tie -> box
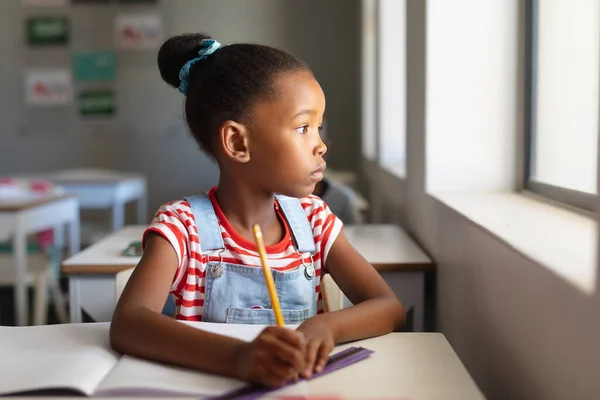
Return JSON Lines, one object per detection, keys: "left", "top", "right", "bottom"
{"left": 178, "top": 39, "right": 221, "bottom": 95}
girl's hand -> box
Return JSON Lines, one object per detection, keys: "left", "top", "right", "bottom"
{"left": 296, "top": 317, "right": 335, "bottom": 378}
{"left": 235, "top": 326, "right": 307, "bottom": 387}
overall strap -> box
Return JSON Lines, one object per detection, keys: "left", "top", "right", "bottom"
{"left": 184, "top": 193, "right": 225, "bottom": 252}
{"left": 275, "top": 194, "right": 316, "bottom": 254}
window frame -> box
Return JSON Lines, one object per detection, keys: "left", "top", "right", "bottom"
{"left": 376, "top": 0, "right": 407, "bottom": 176}
{"left": 524, "top": 0, "right": 598, "bottom": 213}
{"left": 361, "top": 0, "right": 379, "bottom": 162}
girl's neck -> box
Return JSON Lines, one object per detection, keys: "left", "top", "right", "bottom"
{"left": 215, "top": 176, "right": 279, "bottom": 236}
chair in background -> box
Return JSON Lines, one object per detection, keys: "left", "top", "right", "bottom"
{"left": 115, "top": 268, "right": 176, "bottom": 317}
{"left": 321, "top": 273, "right": 345, "bottom": 313}
{"left": 0, "top": 178, "right": 69, "bottom": 325}
{"left": 0, "top": 245, "right": 68, "bottom": 325}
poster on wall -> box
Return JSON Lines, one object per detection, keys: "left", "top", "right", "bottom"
{"left": 26, "top": 16, "right": 69, "bottom": 46}
{"left": 73, "top": 50, "right": 116, "bottom": 82}
{"left": 78, "top": 89, "right": 116, "bottom": 116}
{"left": 118, "top": 0, "right": 157, "bottom": 3}
{"left": 25, "top": 69, "right": 73, "bottom": 106}
{"left": 115, "top": 14, "right": 162, "bottom": 49}
{"left": 22, "top": 0, "right": 67, "bottom": 6}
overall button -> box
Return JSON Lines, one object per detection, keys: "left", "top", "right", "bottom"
{"left": 210, "top": 263, "right": 224, "bottom": 278}
{"left": 304, "top": 264, "right": 315, "bottom": 280}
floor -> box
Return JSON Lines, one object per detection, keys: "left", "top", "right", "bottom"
{"left": 0, "top": 279, "right": 94, "bottom": 326}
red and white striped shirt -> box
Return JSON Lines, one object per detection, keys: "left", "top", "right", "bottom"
{"left": 143, "top": 187, "right": 343, "bottom": 321}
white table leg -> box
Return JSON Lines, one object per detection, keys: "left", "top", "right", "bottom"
{"left": 411, "top": 274, "right": 425, "bottom": 332}
{"left": 340, "top": 272, "right": 426, "bottom": 332}
{"left": 137, "top": 191, "right": 148, "bottom": 225}
{"left": 53, "top": 224, "right": 64, "bottom": 252}
{"left": 380, "top": 272, "right": 425, "bottom": 332}
{"left": 78, "top": 276, "right": 117, "bottom": 322}
{"left": 69, "top": 277, "right": 82, "bottom": 323}
{"left": 12, "top": 226, "right": 28, "bottom": 326}
{"left": 111, "top": 202, "right": 125, "bottom": 232}
{"left": 68, "top": 215, "right": 81, "bottom": 256}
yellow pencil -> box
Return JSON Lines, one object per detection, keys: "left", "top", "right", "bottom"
{"left": 252, "top": 224, "right": 285, "bottom": 327}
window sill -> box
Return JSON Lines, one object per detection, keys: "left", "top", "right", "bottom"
{"left": 431, "top": 191, "right": 597, "bottom": 295}
{"left": 380, "top": 162, "right": 406, "bottom": 179}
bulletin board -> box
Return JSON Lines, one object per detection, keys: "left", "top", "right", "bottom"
{"left": 19, "top": 0, "right": 162, "bottom": 136}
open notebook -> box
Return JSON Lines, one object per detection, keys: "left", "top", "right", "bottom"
{"left": 0, "top": 321, "right": 372, "bottom": 398}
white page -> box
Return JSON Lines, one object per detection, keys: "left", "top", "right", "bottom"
{"left": 0, "top": 322, "right": 119, "bottom": 396}
{"left": 95, "top": 322, "right": 306, "bottom": 397}
{"left": 181, "top": 321, "right": 293, "bottom": 340}
{"left": 94, "top": 355, "right": 247, "bottom": 397}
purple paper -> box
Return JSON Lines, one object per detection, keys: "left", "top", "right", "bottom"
{"left": 208, "top": 346, "right": 374, "bottom": 400}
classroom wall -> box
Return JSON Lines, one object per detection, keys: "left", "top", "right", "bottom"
{"left": 366, "top": 0, "right": 600, "bottom": 399}
{"left": 0, "top": 0, "right": 361, "bottom": 218}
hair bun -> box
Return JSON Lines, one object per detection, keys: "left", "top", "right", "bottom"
{"left": 157, "top": 33, "right": 213, "bottom": 89}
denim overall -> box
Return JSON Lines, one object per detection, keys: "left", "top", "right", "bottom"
{"left": 163, "top": 193, "right": 318, "bottom": 324}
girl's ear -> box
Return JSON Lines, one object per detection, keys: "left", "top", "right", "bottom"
{"left": 219, "top": 120, "right": 250, "bottom": 163}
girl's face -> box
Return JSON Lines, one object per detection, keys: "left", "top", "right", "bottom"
{"left": 243, "top": 71, "right": 328, "bottom": 198}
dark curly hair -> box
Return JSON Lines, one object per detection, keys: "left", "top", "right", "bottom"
{"left": 157, "top": 33, "right": 311, "bottom": 155}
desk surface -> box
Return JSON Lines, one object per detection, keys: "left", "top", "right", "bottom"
{"left": 50, "top": 169, "right": 145, "bottom": 185}
{"left": 303, "top": 331, "right": 484, "bottom": 399}
{"left": 62, "top": 224, "right": 433, "bottom": 275}
{"left": 62, "top": 226, "right": 143, "bottom": 274}
{"left": 11, "top": 169, "right": 145, "bottom": 186}
{"left": 345, "top": 224, "right": 433, "bottom": 271}
{"left": 0, "top": 193, "right": 75, "bottom": 213}
{"left": 0, "top": 322, "right": 484, "bottom": 400}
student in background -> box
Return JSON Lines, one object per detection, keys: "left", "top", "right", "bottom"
{"left": 110, "top": 33, "right": 405, "bottom": 389}
{"left": 311, "top": 127, "right": 364, "bottom": 225}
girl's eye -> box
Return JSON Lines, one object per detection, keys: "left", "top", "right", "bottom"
{"left": 296, "top": 125, "right": 309, "bottom": 134}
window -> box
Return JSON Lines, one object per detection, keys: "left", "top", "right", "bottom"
{"left": 378, "top": 0, "right": 406, "bottom": 176}
{"left": 526, "top": 0, "right": 599, "bottom": 212}
{"left": 361, "top": 0, "right": 378, "bottom": 161}
{"left": 361, "top": 0, "right": 407, "bottom": 176}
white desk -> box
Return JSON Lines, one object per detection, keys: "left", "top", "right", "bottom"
{"left": 0, "top": 194, "right": 80, "bottom": 326}
{"left": 324, "top": 168, "right": 370, "bottom": 211}
{"left": 63, "top": 225, "right": 434, "bottom": 329}
{"left": 0, "top": 322, "right": 485, "bottom": 399}
{"left": 61, "top": 226, "right": 142, "bottom": 323}
{"left": 298, "top": 332, "right": 484, "bottom": 399}
{"left": 345, "top": 224, "right": 433, "bottom": 271}
{"left": 324, "top": 168, "right": 357, "bottom": 186}
{"left": 345, "top": 224, "right": 434, "bottom": 331}
{"left": 17, "top": 169, "right": 148, "bottom": 233}
{"left": 50, "top": 169, "right": 148, "bottom": 232}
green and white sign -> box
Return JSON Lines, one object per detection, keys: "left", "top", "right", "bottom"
{"left": 26, "top": 16, "right": 69, "bottom": 46}
{"left": 78, "top": 90, "right": 115, "bottom": 116}
{"left": 73, "top": 51, "right": 116, "bottom": 82}
{"left": 22, "top": 0, "right": 67, "bottom": 6}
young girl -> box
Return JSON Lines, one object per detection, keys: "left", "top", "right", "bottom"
{"left": 110, "top": 33, "right": 405, "bottom": 388}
